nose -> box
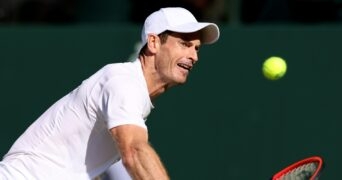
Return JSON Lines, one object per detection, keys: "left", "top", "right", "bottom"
{"left": 189, "top": 48, "right": 198, "bottom": 64}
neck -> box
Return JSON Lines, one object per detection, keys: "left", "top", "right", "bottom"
{"left": 139, "top": 56, "right": 169, "bottom": 100}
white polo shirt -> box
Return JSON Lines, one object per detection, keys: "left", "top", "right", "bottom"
{"left": 0, "top": 59, "right": 153, "bottom": 180}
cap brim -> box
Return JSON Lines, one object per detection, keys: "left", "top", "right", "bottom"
{"left": 167, "top": 22, "right": 220, "bottom": 44}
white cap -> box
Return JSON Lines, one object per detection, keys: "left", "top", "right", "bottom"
{"left": 141, "top": 7, "right": 220, "bottom": 48}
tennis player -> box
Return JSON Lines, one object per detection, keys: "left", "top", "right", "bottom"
{"left": 0, "top": 7, "right": 220, "bottom": 180}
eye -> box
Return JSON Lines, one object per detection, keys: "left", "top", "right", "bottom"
{"left": 179, "top": 41, "right": 189, "bottom": 47}
{"left": 195, "top": 46, "right": 200, "bottom": 52}
{"left": 178, "top": 40, "right": 199, "bottom": 52}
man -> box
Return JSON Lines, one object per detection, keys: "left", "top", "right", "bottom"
{"left": 0, "top": 7, "right": 219, "bottom": 180}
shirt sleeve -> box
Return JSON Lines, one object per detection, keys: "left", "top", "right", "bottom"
{"left": 98, "top": 76, "right": 148, "bottom": 130}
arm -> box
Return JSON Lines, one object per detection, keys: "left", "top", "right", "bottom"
{"left": 110, "top": 125, "right": 169, "bottom": 180}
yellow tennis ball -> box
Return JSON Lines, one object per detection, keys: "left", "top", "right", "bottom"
{"left": 262, "top": 56, "right": 287, "bottom": 80}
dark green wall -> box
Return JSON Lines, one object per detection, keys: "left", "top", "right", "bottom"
{"left": 1, "top": 25, "right": 341, "bottom": 179}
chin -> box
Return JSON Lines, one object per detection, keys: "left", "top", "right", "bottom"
{"left": 171, "top": 74, "right": 188, "bottom": 85}
{"left": 170, "top": 79, "right": 186, "bottom": 87}
{"left": 177, "top": 78, "right": 188, "bottom": 84}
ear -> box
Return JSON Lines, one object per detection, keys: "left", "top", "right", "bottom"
{"left": 146, "top": 34, "right": 160, "bottom": 54}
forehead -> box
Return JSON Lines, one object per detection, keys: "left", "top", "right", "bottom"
{"left": 168, "top": 31, "right": 202, "bottom": 44}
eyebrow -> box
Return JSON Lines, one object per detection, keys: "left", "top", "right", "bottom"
{"left": 181, "top": 40, "right": 201, "bottom": 51}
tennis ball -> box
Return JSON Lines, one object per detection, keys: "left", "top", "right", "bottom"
{"left": 262, "top": 56, "right": 287, "bottom": 80}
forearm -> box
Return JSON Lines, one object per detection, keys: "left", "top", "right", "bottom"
{"left": 122, "top": 142, "right": 169, "bottom": 180}
{"left": 110, "top": 125, "right": 169, "bottom": 180}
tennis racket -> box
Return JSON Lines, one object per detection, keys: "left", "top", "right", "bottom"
{"left": 271, "top": 156, "right": 324, "bottom": 180}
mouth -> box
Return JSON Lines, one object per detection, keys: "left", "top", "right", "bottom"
{"left": 177, "top": 62, "right": 192, "bottom": 71}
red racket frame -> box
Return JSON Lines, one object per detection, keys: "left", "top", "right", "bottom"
{"left": 272, "top": 156, "right": 324, "bottom": 180}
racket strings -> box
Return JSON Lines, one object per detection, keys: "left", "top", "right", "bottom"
{"left": 278, "top": 162, "right": 318, "bottom": 180}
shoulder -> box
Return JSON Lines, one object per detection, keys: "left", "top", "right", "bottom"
{"left": 98, "top": 60, "right": 146, "bottom": 97}
{"left": 103, "top": 60, "right": 141, "bottom": 76}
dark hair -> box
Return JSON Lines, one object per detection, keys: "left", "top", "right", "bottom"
{"left": 139, "top": 30, "right": 171, "bottom": 56}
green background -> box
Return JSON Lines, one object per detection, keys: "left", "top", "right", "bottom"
{"left": 1, "top": 24, "right": 341, "bottom": 179}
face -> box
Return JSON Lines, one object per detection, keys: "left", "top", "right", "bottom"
{"left": 155, "top": 31, "right": 201, "bottom": 87}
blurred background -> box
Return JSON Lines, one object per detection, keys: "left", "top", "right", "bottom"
{"left": 1, "top": 0, "right": 342, "bottom": 179}
{"left": 1, "top": 0, "right": 342, "bottom": 24}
